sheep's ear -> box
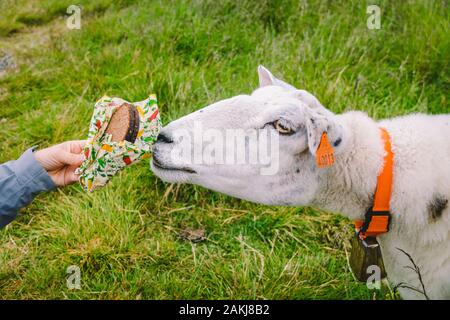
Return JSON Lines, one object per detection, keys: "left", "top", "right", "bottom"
{"left": 258, "top": 65, "right": 296, "bottom": 90}
{"left": 290, "top": 90, "right": 333, "bottom": 116}
{"left": 305, "top": 108, "right": 345, "bottom": 168}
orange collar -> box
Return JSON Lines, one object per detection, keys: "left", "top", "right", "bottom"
{"left": 354, "top": 128, "right": 394, "bottom": 239}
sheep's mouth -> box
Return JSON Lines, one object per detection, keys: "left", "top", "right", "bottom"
{"left": 152, "top": 156, "right": 197, "bottom": 174}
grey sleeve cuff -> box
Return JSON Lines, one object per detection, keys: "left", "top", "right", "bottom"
{"left": 0, "top": 148, "right": 56, "bottom": 228}
{"left": 10, "top": 147, "right": 56, "bottom": 191}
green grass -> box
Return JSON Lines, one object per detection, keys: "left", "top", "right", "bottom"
{"left": 0, "top": 0, "right": 448, "bottom": 299}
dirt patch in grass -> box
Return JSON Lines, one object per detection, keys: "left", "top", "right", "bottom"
{"left": 0, "top": 18, "right": 68, "bottom": 74}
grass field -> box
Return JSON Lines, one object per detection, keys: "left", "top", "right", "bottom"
{"left": 0, "top": 0, "right": 448, "bottom": 299}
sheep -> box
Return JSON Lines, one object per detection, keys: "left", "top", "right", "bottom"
{"left": 151, "top": 66, "right": 450, "bottom": 299}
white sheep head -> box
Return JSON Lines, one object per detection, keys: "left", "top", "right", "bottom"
{"left": 151, "top": 66, "right": 348, "bottom": 206}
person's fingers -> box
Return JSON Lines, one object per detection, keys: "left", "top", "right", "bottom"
{"left": 66, "top": 140, "right": 87, "bottom": 154}
{"left": 66, "top": 165, "right": 81, "bottom": 184}
{"left": 59, "top": 150, "right": 85, "bottom": 166}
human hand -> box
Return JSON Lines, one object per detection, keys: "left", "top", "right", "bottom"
{"left": 34, "top": 140, "right": 86, "bottom": 187}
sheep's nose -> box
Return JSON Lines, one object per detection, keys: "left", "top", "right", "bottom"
{"left": 156, "top": 131, "right": 173, "bottom": 144}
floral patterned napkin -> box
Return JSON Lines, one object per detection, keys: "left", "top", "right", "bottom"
{"left": 76, "top": 95, "right": 162, "bottom": 192}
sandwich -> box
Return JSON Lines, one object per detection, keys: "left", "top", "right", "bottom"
{"left": 76, "top": 95, "right": 161, "bottom": 192}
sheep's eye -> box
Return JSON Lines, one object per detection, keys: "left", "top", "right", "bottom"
{"left": 273, "top": 120, "right": 293, "bottom": 135}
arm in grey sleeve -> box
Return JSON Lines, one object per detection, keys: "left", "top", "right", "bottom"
{"left": 0, "top": 148, "right": 56, "bottom": 228}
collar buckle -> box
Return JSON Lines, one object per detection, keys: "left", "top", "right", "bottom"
{"left": 356, "top": 209, "right": 391, "bottom": 239}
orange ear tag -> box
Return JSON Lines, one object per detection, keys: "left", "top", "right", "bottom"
{"left": 316, "top": 132, "right": 335, "bottom": 168}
